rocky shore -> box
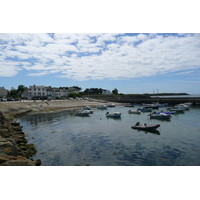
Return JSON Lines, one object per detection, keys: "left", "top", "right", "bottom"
{"left": 0, "top": 110, "right": 41, "bottom": 166}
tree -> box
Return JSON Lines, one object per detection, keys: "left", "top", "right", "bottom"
{"left": 17, "top": 85, "right": 26, "bottom": 96}
{"left": 112, "top": 88, "right": 118, "bottom": 95}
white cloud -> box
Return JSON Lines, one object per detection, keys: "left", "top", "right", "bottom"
{"left": 0, "top": 33, "right": 200, "bottom": 81}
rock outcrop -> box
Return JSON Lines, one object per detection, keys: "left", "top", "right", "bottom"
{"left": 0, "top": 110, "right": 41, "bottom": 166}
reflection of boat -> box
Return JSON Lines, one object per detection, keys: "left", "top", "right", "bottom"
{"left": 105, "top": 112, "right": 121, "bottom": 117}
{"left": 131, "top": 122, "right": 160, "bottom": 130}
{"left": 97, "top": 105, "right": 107, "bottom": 109}
{"left": 107, "top": 104, "right": 115, "bottom": 107}
{"left": 133, "top": 128, "right": 160, "bottom": 135}
{"left": 167, "top": 108, "right": 185, "bottom": 113}
{"left": 128, "top": 110, "right": 141, "bottom": 114}
{"left": 138, "top": 108, "right": 152, "bottom": 112}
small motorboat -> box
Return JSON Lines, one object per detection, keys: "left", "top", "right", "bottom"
{"left": 105, "top": 112, "right": 121, "bottom": 117}
{"left": 131, "top": 122, "right": 160, "bottom": 130}
{"left": 83, "top": 106, "right": 92, "bottom": 110}
{"left": 149, "top": 113, "right": 171, "bottom": 119}
{"left": 97, "top": 105, "right": 107, "bottom": 109}
{"left": 128, "top": 110, "right": 141, "bottom": 114}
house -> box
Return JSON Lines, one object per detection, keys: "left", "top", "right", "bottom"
{"left": 0, "top": 86, "right": 8, "bottom": 97}
{"left": 102, "top": 90, "right": 112, "bottom": 95}
{"left": 24, "top": 85, "right": 79, "bottom": 100}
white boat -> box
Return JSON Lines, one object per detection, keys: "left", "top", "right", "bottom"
{"left": 149, "top": 113, "right": 171, "bottom": 119}
{"left": 105, "top": 112, "right": 121, "bottom": 117}
{"left": 97, "top": 105, "right": 107, "bottom": 109}
{"left": 82, "top": 109, "right": 93, "bottom": 114}
{"left": 174, "top": 104, "right": 190, "bottom": 110}
{"left": 128, "top": 110, "right": 141, "bottom": 114}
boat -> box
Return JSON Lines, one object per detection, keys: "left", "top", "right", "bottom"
{"left": 107, "top": 104, "right": 115, "bottom": 107}
{"left": 174, "top": 104, "right": 190, "bottom": 110}
{"left": 149, "top": 113, "right": 171, "bottom": 119}
{"left": 155, "top": 111, "right": 176, "bottom": 114}
{"left": 138, "top": 107, "right": 152, "bottom": 112}
{"left": 97, "top": 105, "right": 107, "bottom": 109}
{"left": 144, "top": 105, "right": 159, "bottom": 109}
{"left": 124, "top": 105, "right": 134, "bottom": 107}
{"left": 82, "top": 109, "right": 93, "bottom": 114}
{"left": 128, "top": 110, "right": 141, "bottom": 114}
{"left": 75, "top": 110, "right": 90, "bottom": 116}
{"left": 105, "top": 112, "right": 121, "bottom": 117}
{"left": 131, "top": 122, "right": 160, "bottom": 130}
{"left": 83, "top": 106, "right": 92, "bottom": 110}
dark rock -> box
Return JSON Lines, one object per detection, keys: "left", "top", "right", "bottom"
{"left": 35, "top": 159, "right": 42, "bottom": 166}
{"left": 11, "top": 122, "right": 20, "bottom": 126}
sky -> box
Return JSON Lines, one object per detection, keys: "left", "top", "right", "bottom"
{"left": 1, "top": 33, "right": 200, "bottom": 94}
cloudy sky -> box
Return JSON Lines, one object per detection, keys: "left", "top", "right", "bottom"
{"left": 1, "top": 33, "right": 200, "bottom": 94}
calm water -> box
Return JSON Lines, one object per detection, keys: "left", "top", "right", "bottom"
{"left": 17, "top": 105, "right": 200, "bottom": 166}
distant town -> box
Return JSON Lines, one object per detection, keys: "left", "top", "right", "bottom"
{"left": 0, "top": 85, "right": 119, "bottom": 101}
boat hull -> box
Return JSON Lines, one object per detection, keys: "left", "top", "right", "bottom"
{"left": 131, "top": 124, "right": 160, "bottom": 130}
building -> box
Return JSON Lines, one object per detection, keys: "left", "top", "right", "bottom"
{"left": 0, "top": 86, "right": 8, "bottom": 97}
{"left": 22, "top": 85, "right": 80, "bottom": 100}
{"left": 102, "top": 90, "right": 112, "bottom": 95}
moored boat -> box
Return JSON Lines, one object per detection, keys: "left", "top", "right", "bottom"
{"left": 128, "top": 110, "right": 141, "bottom": 114}
{"left": 131, "top": 122, "right": 160, "bottom": 130}
{"left": 75, "top": 110, "right": 90, "bottom": 116}
{"left": 97, "top": 105, "right": 107, "bottom": 109}
{"left": 149, "top": 113, "right": 171, "bottom": 119}
{"left": 105, "top": 112, "right": 121, "bottom": 117}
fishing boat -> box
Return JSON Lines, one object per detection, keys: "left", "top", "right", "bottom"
{"left": 97, "top": 105, "right": 107, "bottom": 109}
{"left": 128, "top": 110, "right": 141, "bottom": 114}
{"left": 131, "top": 122, "right": 160, "bottom": 130}
{"left": 105, "top": 112, "right": 121, "bottom": 117}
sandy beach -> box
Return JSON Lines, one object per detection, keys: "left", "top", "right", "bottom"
{"left": 0, "top": 99, "right": 123, "bottom": 117}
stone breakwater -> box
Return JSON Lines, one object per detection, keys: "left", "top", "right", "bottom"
{"left": 0, "top": 111, "right": 41, "bottom": 166}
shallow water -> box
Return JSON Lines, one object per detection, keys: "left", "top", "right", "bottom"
{"left": 17, "top": 105, "right": 200, "bottom": 166}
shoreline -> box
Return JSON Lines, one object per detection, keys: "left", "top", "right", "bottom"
{"left": 0, "top": 99, "right": 123, "bottom": 118}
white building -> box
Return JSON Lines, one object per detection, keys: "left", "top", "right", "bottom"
{"left": 23, "top": 85, "right": 79, "bottom": 99}
{"left": 0, "top": 86, "right": 8, "bottom": 97}
{"left": 102, "top": 90, "right": 112, "bottom": 95}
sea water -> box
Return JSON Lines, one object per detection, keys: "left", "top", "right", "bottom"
{"left": 16, "top": 105, "right": 200, "bottom": 166}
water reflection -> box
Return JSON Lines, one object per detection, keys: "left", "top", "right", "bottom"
{"left": 133, "top": 129, "right": 160, "bottom": 135}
